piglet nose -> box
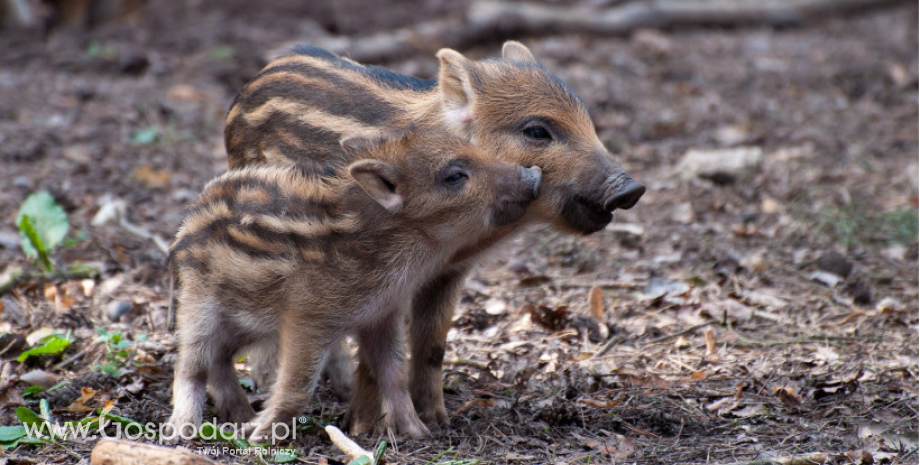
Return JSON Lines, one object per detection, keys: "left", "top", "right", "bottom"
{"left": 603, "top": 174, "right": 645, "bottom": 211}
{"left": 519, "top": 166, "right": 542, "bottom": 199}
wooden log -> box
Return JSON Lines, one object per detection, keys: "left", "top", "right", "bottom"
{"left": 90, "top": 439, "right": 219, "bottom": 465}
{"left": 282, "top": 0, "right": 905, "bottom": 63}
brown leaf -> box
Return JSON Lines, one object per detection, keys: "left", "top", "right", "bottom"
{"left": 453, "top": 398, "right": 495, "bottom": 416}
{"left": 588, "top": 286, "right": 605, "bottom": 321}
{"left": 613, "top": 368, "right": 670, "bottom": 389}
{"left": 65, "top": 387, "right": 97, "bottom": 412}
{"left": 526, "top": 304, "right": 570, "bottom": 331}
{"left": 679, "top": 371, "right": 706, "bottom": 383}
{"left": 704, "top": 328, "right": 717, "bottom": 357}
{"left": 582, "top": 434, "right": 636, "bottom": 460}
{"left": 578, "top": 398, "right": 621, "bottom": 408}
{"left": 133, "top": 166, "right": 172, "bottom": 189}
{"left": 774, "top": 386, "right": 802, "bottom": 409}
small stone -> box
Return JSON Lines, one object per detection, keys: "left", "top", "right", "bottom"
{"left": 816, "top": 251, "right": 853, "bottom": 278}
{"left": 675, "top": 147, "right": 764, "bottom": 184}
{"left": 106, "top": 300, "right": 134, "bottom": 322}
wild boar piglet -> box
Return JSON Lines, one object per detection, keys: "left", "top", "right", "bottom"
{"left": 167, "top": 131, "right": 542, "bottom": 440}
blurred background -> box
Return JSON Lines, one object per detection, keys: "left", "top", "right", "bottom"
{"left": 0, "top": 1, "right": 917, "bottom": 463}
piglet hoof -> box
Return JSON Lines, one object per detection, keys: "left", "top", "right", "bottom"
{"left": 418, "top": 407, "right": 449, "bottom": 431}
{"left": 388, "top": 410, "right": 430, "bottom": 439}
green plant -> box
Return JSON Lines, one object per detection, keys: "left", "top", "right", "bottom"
{"left": 18, "top": 333, "right": 72, "bottom": 363}
{"left": 94, "top": 328, "right": 146, "bottom": 377}
{"left": 17, "top": 191, "right": 69, "bottom": 272}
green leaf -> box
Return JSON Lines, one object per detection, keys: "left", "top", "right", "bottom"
{"left": 39, "top": 399, "right": 51, "bottom": 422}
{"left": 347, "top": 457, "right": 371, "bottom": 465}
{"left": 0, "top": 425, "right": 27, "bottom": 442}
{"left": 100, "top": 412, "right": 143, "bottom": 430}
{"left": 270, "top": 449, "right": 298, "bottom": 463}
{"left": 0, "top": 438, "right": 21, "bottom": 450}
{"left": 22, "top": 385, "right": 43, "bottom": 397}
{"left": 374, "top": 440, "right": 388, "bottom": 463}
{"left": 130, "top": 126, "right": 159, "bottom": 145}
{"left": 16, "top": 407, "right": 44, "bottom": 428}
{"left": 208, "top": 45, "right": 236, "bottom": 61}
{"left": 16, "top": 192, "right": 69, "bottom": 270}
{"left": 17, "top": 335, "right": 71, "bottom": 362}
{"left": 17, "top": 215, "right": 49, "bottom": 271}
{"left": 198, "top": 421, "right": 239, "bottom": 442}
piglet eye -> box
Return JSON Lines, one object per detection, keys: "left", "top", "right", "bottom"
{"left": 444, "top": 172, "right": 468, "bottom": 185}
{"left": 523, "top": 125, "right": 552, "bottom": 141}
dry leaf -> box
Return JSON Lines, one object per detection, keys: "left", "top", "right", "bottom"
{"left": 774, "top": 386, "right": 802, "bottom": 409}
{"left": 167, "top": 84, "right": 204, "bottom": 101}
{"left": 65, "top": 387, "right": 97, "bottom": 412}
{"left": 578, "top": 398, "right": 621, "bottom": 408}
{"left": 706, "top": 397, "right": 738, "bottom": 413}
{"left": 453, "top": 398, "right": 495, "bottom": 416}
{"left": 133, "top": 166, "right": 172, "bottom": 189}
{"left": 679, "top": 371, "right": 706, "bottom": 383}
{"left": 588, "top": 286, "right": 605, "bottom": 321}
{"left": 704, "top": 328, "right": 717, "bottom": 357}
{"left": 527, "top": 304, "right": 570, "bottom": 331}
{"left": 613, "top": 368, "right": 670, "bottom": 389}
{"left": 582, "top": 434, "right": 636, "bottom": 460}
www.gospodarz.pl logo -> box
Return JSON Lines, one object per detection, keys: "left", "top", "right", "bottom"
{"left": 20, "top": 416, "right": 302, "bottom": 444}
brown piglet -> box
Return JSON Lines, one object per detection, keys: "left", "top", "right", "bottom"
{"left": 166, "top": 131, "right": 541, "bottom": 440}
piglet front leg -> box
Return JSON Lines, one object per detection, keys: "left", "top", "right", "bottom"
{"left": 247, "top": 318, "right": 331, "bottom": 443}
{"left": 353, "top": 309, "right": 429, "bottom": 439}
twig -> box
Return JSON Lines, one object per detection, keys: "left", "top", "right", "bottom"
{"left": 118, "top": 218, "right": 170, "bottom": 254}
{"left": 642, "top": 320, "right": 720, "bottom": 345}
{"left": 53, "top": 342, "right": 100, "bottom": 371}
{"left": 325, "top": 425, "right": 375, "bottom": 465}
{"left": 720, "top": 451, "right": 829, "bottom": 465}
{"left": 283, "top": 0, "right": 906, "bottom": 63}
{"left": 0, "top": 265, "right": 99, "bottom": 295}
{"left": 724, "top": 320, "right": 881, "bottom": 347}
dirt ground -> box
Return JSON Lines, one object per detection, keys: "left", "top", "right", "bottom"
{"left": 0, "top": 1, "right": 917, "bottom": 464}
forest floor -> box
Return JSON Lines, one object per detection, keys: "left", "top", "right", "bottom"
{"left": 0, "top": 1, "right": 917, "bottom": 464}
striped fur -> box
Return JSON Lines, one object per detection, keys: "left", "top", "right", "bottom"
{"left": 167, "top": 131, "right": 540, "bottom": 440}
{"left": 224, "top": 41, "right": 644, "bottom": 434}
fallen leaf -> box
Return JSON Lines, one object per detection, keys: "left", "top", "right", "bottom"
{"left": 679, "top": 371, "right": 706, "bottom": 383}
{"left": 453, "top": 398, "right": 495, "bottom": 416}
{"left": 706, "top": 397, "right": 738, "bottom": 413}
{"left": 526, "top": 304, "right": 570, "bottom": 331}
{"left": 613, "top": 368, "right": 669, "bottom": 389}
{"left": 167, "top": 84, "right": 204, "bottom": 101}
{"left": 704, "top": 328, "right": 717, "bottom": 357}
{"left": 578, "top": 398, "right": 621, "bottom": 408}
{"left": 732, "top": 403, "right": 766, "bottom": 418}
{"left": 132, "top": 166, "right": 172, "bottom": 189}
{"left": 20, "top": 370, "right": 58, "bottom": 389}
{"left": 588, "top": 286, "right": 605, "bottom": 322}
{"left": 774, "top": 386, "right": 802, "bottom": 409}
{"left": 65, "top": 387, "right": 97, "bottom": 412}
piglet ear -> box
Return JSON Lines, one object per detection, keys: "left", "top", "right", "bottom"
{"left": 436, "top": 48, "right": 476, "bottom": 129}
{"left": 501, "top": 41, "right": 537, "bottom": 64}
{"left": 348, "top": 159, "right": 404, "bottom": 213}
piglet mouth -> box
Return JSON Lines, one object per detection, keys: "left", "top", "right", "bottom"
{"left": 574, "top": 195, "right": 613, "bottom": 226}
{"left": 490, "top": 166, "right": 542, "bottom": 227}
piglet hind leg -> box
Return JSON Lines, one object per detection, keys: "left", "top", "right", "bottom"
{"left": 247, "top": 319, "right": 333, "bottom": 443}
{"left": 355, "top": 309, "right": 429, "bottom": 439}
{"left": 166, "top": 347, "right": 208, "bottom": 440}
{"left": 343, "top": 342, "right": 383, "bottom": 435}
{"left": 409, "top": 267, "right": 470, "bottom": 429}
